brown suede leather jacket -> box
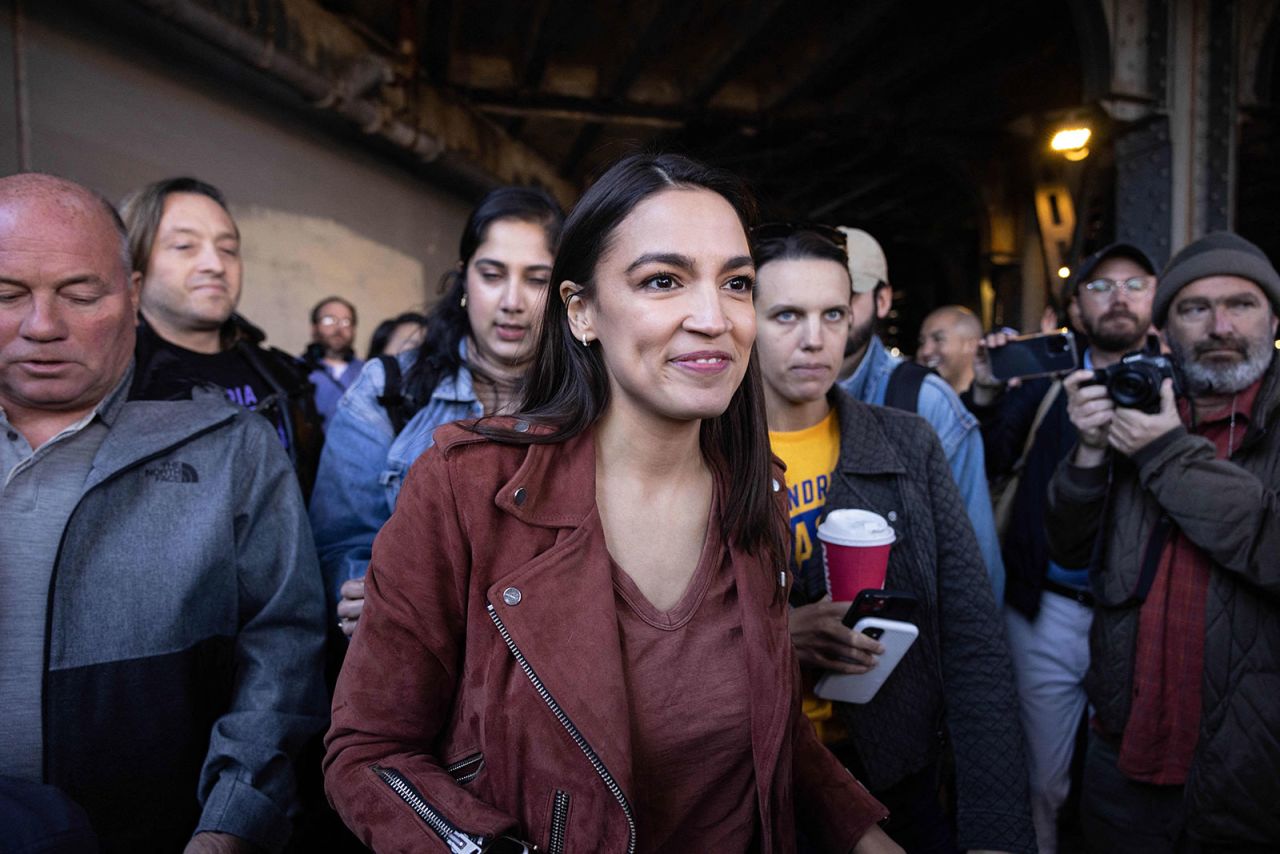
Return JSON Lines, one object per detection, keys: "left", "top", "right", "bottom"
{"left": 324, "top": 420, "right": 886, "bottom": 854}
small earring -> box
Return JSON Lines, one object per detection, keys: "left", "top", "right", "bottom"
{"left": 581, "top": 333, "right": 589, "bottom": 347}
{"left": 460, "top": 293, "right": 467, "bottom": 308}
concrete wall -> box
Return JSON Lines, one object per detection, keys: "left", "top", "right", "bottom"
{"left": 1, "top": 2, "right": 472, "bottom": 356}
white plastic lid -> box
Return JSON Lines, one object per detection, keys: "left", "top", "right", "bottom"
{"left": 817, "top": 508, "right": 896, "bottom": 547}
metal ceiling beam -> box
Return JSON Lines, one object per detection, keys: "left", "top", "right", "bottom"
{"left": 465, "top": 90, "right": 687, "bottom": 127}
{"left": 687, "top": 0, "right": 788, "bottom": 106}
{"left": 560, "top": 0, "right": 696, "bottom": 175}
{"left": 422, "top": 0, "right": 454, "bottom": 84}
{"left": 789, "top": 4, "right": 1017, "bottom": 126}
{"left": 127, "top": 0, "right": 576, "bottom": 203}
{"left": 760, "top": 0, "right": 898, "bottom": 112}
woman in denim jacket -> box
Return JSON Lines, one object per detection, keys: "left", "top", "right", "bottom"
{"left": 310, "top": 188, "right": 564, "bottom": 632}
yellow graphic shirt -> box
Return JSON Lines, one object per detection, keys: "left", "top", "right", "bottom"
{"left": 771, "top": 410, "right": 846, "bottom": 743}
{"left": 770, "top": 409, "right": 841, "bottom": 597}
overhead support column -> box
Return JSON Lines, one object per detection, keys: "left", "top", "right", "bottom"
{"left": 1104, "top": 0, "right": 1242, "bottom": 264}
{"left": 1168, "top": 0, "right": 1237, "bottom": 243}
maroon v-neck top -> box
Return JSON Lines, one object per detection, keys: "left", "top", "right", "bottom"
{"left": 609, "top": 499, "right": 760, "bottom": 853}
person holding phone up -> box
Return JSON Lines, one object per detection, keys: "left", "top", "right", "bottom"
{"left": 752, "top": 225, "right": 1034, "bottom": 854}
{"left": 967, "top": 242, "right": 1159, "bottom": 854}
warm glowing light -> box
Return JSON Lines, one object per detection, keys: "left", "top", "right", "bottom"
{"left": 1051, "top": 128, "right": 1092, "bottom": 151}
{"left": 1063, "top": 147, "right": 1090, "bottom": 161}
{"left": 1057, "top": 266, "right": 1071, "bottom": 279}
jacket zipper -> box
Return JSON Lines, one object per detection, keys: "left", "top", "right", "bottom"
{"left": 549, "top": 789, "right": 570, "bottom": 854}
{"left": 372, "top": 764, "right": 485, "bottom": 854}
{"left": 446, "top": 751, "right": 485, "bottom": 784}
{"left": 487, "top": 603, "right": 636, "bottom": 854}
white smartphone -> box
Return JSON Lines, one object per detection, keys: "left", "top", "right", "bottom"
{"left": 813, "top": 616, "right": 919, "bottom": 704}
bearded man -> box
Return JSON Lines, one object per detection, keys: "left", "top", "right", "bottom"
{"left": 1048, "top": 231, "right": 1280, "bottom": 851}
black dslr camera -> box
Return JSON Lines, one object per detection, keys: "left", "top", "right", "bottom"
{"left": 1088, "top": 351, "right": 1180, "bottom": 413}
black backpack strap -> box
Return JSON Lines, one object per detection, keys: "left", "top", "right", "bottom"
{"left": 375, "top": 355, "right": 409, "bottom": 435}
{"left": 883, "top": 360, "right": 931, "bottom": 414}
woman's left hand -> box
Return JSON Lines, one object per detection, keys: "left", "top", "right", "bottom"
{"left": 337, "top": 577, "right": 365, "bottom": 637}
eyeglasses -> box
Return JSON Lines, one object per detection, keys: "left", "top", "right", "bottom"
{"left": 751, "top": 222, "right": 848, "bottom": 251}
{"left": 317, "top": 316, "right": 354, "bottom": 328}
{"left": 1081, "top": 276, "right": 1154, "bottom": 297}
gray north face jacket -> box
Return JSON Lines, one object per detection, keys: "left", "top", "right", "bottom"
{"left": 41, "top": 387, "right": 328, "bottom": 852}
{"left": 1046, "top": 354, "right": 1280, "bottom": 848}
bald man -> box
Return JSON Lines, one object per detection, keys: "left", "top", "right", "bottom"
{"left": 0, "top": 174, "right": 326, "bottom": 853}
{"left": 917, "top": 305, "right": 983, "bottom": 394}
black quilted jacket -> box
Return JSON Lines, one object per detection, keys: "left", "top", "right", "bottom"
{"left": 818, "top": 390, "right": 1036, "bottom": 854}
{"left": 1045, "top": 355, "right": 1280, "bottom": 847}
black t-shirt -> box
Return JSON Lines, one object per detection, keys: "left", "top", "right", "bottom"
{"left": 131, "top": 322, "right": 291, "bottom": 451}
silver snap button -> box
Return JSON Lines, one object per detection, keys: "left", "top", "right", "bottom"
{"left": 887, "top": 510, "right": 898, "bottom": 522}
{"left": 513, "top": 487, "right": 527, "bottom": 506}
{"left": 514, "top": 420, "right": 530, "bottom": 433}
{"left": 771, "top": 478, "right": 781, "bottom": 493}
{"left": 502, "top": 587, "right": 522, "bottom": 606}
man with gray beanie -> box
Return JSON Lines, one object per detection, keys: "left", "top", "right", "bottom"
{"left": 1046, "top": 230, "right": 1280, "bottom": 851}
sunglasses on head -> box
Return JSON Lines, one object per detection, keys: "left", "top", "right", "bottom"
{"left": 750, "top": 222, "right": 848, "bottom": 250}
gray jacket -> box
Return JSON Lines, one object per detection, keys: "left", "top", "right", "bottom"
{"left": 43, "top": 389, "right": 328, "bottom": 852}
{"left": 819, "top": 390, "right": 1035, "bottom": 854}
{"left": 1046, "top": 355, "right": 1280, "bottom": 847}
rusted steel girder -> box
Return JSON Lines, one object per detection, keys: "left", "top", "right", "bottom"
{"left": 128, "top": 0, "right": 577, "bottom": 204}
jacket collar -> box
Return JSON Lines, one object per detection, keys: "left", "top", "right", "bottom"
{"left": 830, "top": 388, "right": 906, "bottom": 475}
{"left": 85, "top": 385, "right": 238, "bottom": 491}
{"left": 493, "top": 427, "right": 598, "bottom": 528}
{"left": 844, "top": 334, "right": 894, "bottom": 403}
{"left": 1242, "top": 351, "right": 1280, "bottom": 446}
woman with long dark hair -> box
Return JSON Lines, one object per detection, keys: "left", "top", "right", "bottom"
{"left": 323, "top": 154, "right": 898, "bottom": 853}
{"left": 309, "top": 187, "right": 564, "bottom": 631}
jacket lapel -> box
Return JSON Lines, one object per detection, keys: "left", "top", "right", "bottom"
{"left": 732, "top": 536, "right": 790, "bottom": 851}
{"left": 485, "top": 431, "right": 637, "bottom": 801}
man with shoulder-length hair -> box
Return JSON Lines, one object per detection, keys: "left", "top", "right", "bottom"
{"left": 0, "top": 173, "right": 327, "bottom": 853}
{"left": 121, "top": 177, "right": 322, "bottom": 496}
{"left": 1048, "top": 231, "right": 1280, "bottom": 850}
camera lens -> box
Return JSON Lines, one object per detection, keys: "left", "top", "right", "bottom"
{"left": 1110, "top": 368, "right": 1156, "bottom": 408}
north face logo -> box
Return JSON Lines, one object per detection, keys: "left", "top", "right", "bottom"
{"left": 144, "top": 462, "right": 200, "bottom": 483}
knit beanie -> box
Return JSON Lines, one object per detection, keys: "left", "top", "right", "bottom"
{"left": 1154, "top": 231, "right": 1280, "bottom": 328}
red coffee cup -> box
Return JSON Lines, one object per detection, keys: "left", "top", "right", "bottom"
{"left": 817, "top": 509, "right": 896, "bottom": 600}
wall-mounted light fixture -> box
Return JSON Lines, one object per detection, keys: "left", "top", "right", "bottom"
{"left": 1050, "top": 126, "right": 1092, "bottom": 161}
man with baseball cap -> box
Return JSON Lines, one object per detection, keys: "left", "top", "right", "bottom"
{"left": 970, "top": 241, "right": 1158, "bottom": 853}
{"left": 1047, "top": 231, "right": 1280, "bottom": 850}
{"left": 835, "top": 227, "right": 1005, "bottom": 600}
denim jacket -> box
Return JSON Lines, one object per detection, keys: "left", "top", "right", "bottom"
{"left": 839, "top": 335, "right": 1005, "bottom": 602}
{"left": 309, "top": 347, "right": 482, "bottom": 606}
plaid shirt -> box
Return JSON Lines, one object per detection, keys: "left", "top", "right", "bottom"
{"left": 1117, "top": 378, "right": 1264, "bottom": 784}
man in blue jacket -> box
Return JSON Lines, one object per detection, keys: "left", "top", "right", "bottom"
{"left": 835, "top": 227, "right": 1005, "bottom": 601}
{"left": 0, "top": 173, "right": 327, "bottom": 853}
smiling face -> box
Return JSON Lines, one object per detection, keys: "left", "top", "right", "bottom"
{"left": 1165, "top": 275, "right": 1278, "bottom": 396}
{"left": 0, "top": 187, "right": 139, "bottom": 425}
{"left": 917, "top": 307, "right": 981, "bottom": 392}
{"left": 463, "top": 217, "right": 555, "bottom": 373}
{"left": 138, "top": 192, "right": 242, "bottom": 350}
{"left": 755, "top": 256, "right": 850, "bottom": 430}
{"left": 566, "top": 188, "right": 756, "bottom": 428}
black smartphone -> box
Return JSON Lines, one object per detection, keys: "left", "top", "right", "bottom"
{"left": 988, "top": 330, "right": 1079, "bottom": 381}
{"left": 841, "top": 589, "right": 918, "bottom": 628}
